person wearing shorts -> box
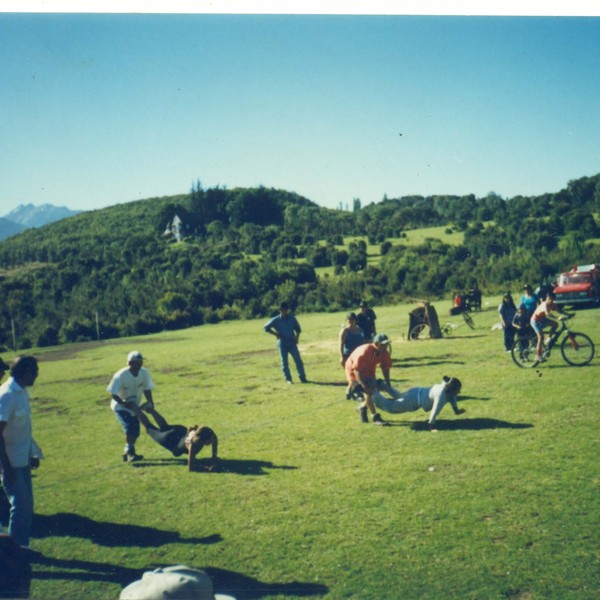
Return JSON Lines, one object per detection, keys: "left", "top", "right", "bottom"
{"left": 345, "top": 333, "right": 392, "bottom": 426}
{"left": 530, "top": 291, "right": 571, "bottom": 361}
{"left": 107, "top": 351, "right": 156, "bottom": 463}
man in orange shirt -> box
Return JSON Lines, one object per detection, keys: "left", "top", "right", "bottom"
{"left": 345, "top": 333, "right": 392, "bottom": 426}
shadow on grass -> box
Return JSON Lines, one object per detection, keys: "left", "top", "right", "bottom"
{"left": 205, "top": 566, "right": 329, "bottom": 598}
{"left": 29, "top": 554, "right": 141, "bottom": 586}
{"left": 127, "top": 457, "right": 298, "bottom": 475}
{"left": 304, "top": 380, "right": 346, "bottom": 387}
{"left": 392, "top": 354, "right": 465, "bottom": 368}
{"left": 212, "top": 459, "right": 298, "bottom": 476}
{"left": 408, "top": 418, "right": 533, "bottom": 431}
{"left": 28, "top": 557, "right": 329, "bottom": 597}
{"left": 32, "top": 513, "right": 222, "bottom": 547}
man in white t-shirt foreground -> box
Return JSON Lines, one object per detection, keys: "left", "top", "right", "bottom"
{"left": 107, "top": 351, "right": 156, "bottom": 463}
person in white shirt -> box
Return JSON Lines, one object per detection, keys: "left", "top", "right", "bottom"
{"left": 0, "top": 356, "right": 43, "bottom": 549}
{"left": 107, "top": 351, "right": 156, "bottom": 463}
{"left": 373, "top": 377, "right": 464, "bottom": 431}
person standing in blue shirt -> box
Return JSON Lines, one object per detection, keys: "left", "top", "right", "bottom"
{"left": 520, "top": 284, "right": 539, "bottom": 317}
{"left": 264, "top": 302, "right": 307, "bottom": 384}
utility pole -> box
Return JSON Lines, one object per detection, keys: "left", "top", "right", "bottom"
{"left": 11, "top": 318, "right": 17, "bottom": 351}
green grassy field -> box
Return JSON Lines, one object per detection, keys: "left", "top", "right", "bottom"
{"left": 4, "top": 298, "right": 599, "bottom": 599}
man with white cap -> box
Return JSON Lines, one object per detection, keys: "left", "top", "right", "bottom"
{"left": 120, "top": 565, "right": 235, "bottom": 600}
{"left": 345, "top": 333, "right": 392, "bottom": 426}
{"left": 107, "top": 351, "right": 156, "bottom": 463}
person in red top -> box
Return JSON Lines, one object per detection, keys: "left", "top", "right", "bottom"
{"left": 345, "top": 333, "right": 392, "bottom": 426}
{"left": 530, "top": 290, "right": 572, "bottom": 361}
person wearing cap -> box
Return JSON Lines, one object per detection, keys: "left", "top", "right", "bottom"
{"left": 0, "top": 356, "right": 43, "bottom": 549}
{"left": 107, "top": 351, "right": 156, "bottom": 462}
{"left": 520, "top": 285, "right": 539, "bottom": 317}
{"left": 345, "top": 333, "right": 392, "bottom": 425}
{"left": 263, "top": 302, "right": 307, "bottom": 384}
{"left": 355, "top": 301, "right": 377, "bottom": 342}
{"left": 120, "top": 564, "right": 235, "bottom": 599}
{"left": 126, "top": 403, "right": 219, "bottom": 472}
{"left": 373, "top": 376, "right": 465, "bottom": 431}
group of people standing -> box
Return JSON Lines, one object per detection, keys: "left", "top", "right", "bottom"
{"left": 0, "top": 297, "right": 466, "bottom": 557}
{"left": 263, "top": 300, "right": 464, "bottom": 429}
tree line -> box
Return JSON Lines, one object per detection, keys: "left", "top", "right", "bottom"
{"left": 0, "top": 175, "right": 598, "bottom": 350}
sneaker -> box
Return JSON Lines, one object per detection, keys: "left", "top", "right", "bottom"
{"left": 300, "top": 377, "right": 308, "bottom": 384}
{"left": 356, "top": 405, "right": 368, "bottom": 423}
{"left": 123, "top": 453, "right": 144, "bottom": 463}
{"left": 372, "top": 413, "right": 389, "bottom": 426}
{"left": 285, "top": 379, "right": 293, "bottom": 385}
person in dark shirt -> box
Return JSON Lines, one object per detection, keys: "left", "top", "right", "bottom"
{"left": 129, "top": 404, "right": 218, "bottom": 472}
{"left": 355, "top": 301, "right": 377, "bottom": 342}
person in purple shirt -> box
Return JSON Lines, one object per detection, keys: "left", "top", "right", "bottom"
{"left": 264, "top": 302, "right": 307, "bottom": 384}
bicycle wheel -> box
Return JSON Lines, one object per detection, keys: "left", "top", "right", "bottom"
{"left": 561, "top": 332, "right": 595, "bottom": 366}
{"left": 462, "top": 312, "right": 475, "bottom": 329}
{"left": 511, "top": 335, "right": 540, "bottom": 368}
{"left": 442, "top": 324, "right": 454, "bottom": 336}
{"left": 410, "top": 324, "right": 430, "bottom": 340}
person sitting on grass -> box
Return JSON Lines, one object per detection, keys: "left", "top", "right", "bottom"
{"left": 373, "top": 377, "right": 464, "bottom": 431}
{"left": 128, "top": 404, "right": 218, "bottom": 472}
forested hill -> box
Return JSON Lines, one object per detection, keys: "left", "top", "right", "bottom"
{"left": 0, "top": 176, "right": 599, "bottom": 350}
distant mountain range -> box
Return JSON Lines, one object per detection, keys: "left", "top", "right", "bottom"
{"left": 0, "top": 203, "right": 82, "bottom": 241}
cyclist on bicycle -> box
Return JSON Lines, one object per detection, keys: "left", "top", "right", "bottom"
{"left": 530, "top": 290, "right": 573, "bottom": 362}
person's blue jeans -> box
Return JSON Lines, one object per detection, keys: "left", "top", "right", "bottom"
{"left": 278, "top": 339, "right": 306, "bottom": 382}
{"left": 2, "top": 467, "right": 34, "bottom": 547}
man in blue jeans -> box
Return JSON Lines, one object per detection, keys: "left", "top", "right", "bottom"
{"left": 264, "top": 302, "right": 307, "bottom": 384}
{"left": 0, "top": 356, "right": 43, "bottom": 550}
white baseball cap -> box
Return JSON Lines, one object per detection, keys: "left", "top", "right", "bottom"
{"left": 119, "top": 565, "right": 235, "bottom": 600}
{"left": 127, "top": 351, "right": 143, "bottom": 363}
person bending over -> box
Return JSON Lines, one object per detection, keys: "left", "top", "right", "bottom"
{"left": 346, "top": 333, "right": 392, "bottom": 426}
{"left": 373, "top": 377, "right": 464, "bottom": 431}
{"left": 129, "top": 404, "right": 218, "bottom": 472}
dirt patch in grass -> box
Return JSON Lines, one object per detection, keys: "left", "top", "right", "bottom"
{"left": 35, "top": 396, "right": 68, "bottom": 415}
{"left": 36, "top": 337, "right": 186, "bottom": 363}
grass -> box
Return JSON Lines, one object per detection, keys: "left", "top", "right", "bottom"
{"left": 3, "top": 298, "right": 599, "bottom": 599}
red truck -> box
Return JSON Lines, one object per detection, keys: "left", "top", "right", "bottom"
{"left": 553, "top": 264, "right": 600, "bottom": 307}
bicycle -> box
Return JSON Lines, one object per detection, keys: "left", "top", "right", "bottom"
{"left": 442, "top": 310, "right": 475, "bottom": 336}
{"left": 511, "top": 315, "right": 595, "bottom": 368}
{"left": 410, "top": 311, "right": 475, "bottom": 340}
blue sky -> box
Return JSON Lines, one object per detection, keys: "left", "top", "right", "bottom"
{"left": 1, "top": 9, "right": 600, "bottom": 214}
